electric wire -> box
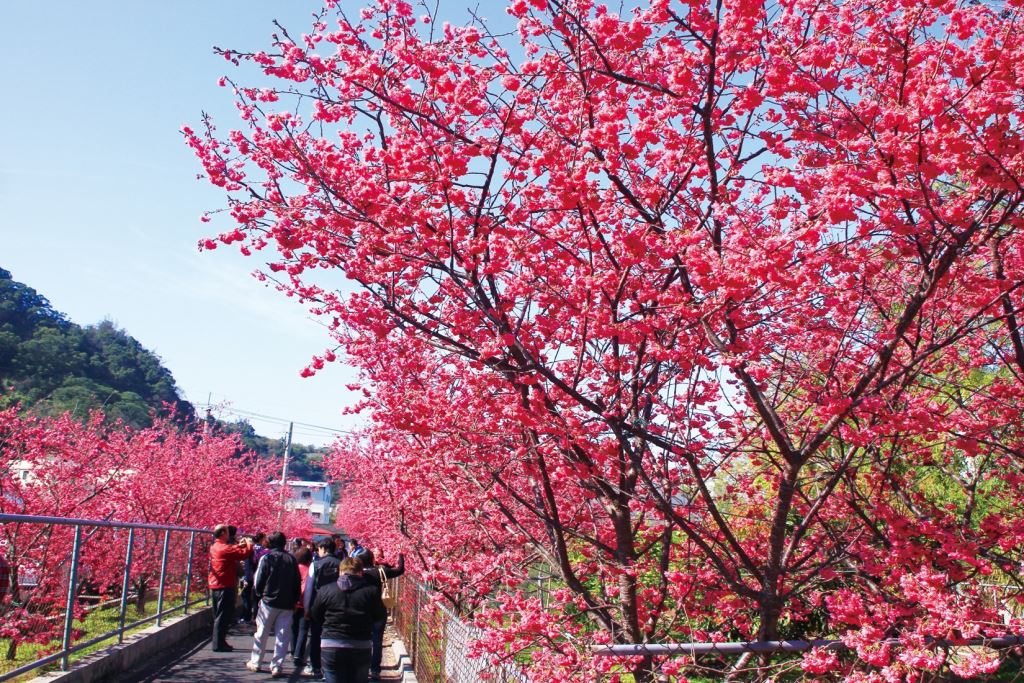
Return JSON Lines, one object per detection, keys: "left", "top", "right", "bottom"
{"left": 202, "top": 403, "right": 358, "bottom": 436}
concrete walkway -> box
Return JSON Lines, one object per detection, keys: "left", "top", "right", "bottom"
{"left": 117, "top": 620, "right": 404, "bottom": 682}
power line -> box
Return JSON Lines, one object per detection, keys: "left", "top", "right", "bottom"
{"left": 204, "top": 403, "right": 357, "bottom": 436}
{"left": 217, "top": 407, "right": 291, "bottom": 426}
{"left": 292, "top": 429, "right": 339, "bottom": 440}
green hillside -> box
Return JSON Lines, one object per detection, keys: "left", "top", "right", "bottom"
{"left": 0, "top": 267, "right": 193, "bottom": 426}
{"left": 214, "top": 418, "right": 327, "bottom": 481}
{"left": 0, "top": 267, "right": 328, "bottom": 481}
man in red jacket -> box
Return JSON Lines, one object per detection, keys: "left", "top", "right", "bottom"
{"left": 208, "top": 524, "right": 253, "bottom": 652}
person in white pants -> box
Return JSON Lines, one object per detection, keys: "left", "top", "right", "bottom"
{"left": 246, "top": 532, "right": 301, "bottom": 678}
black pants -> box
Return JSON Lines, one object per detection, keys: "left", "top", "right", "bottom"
{"left": 240, "top": 581, "right": 256, "bottom": 621}
{"left": 370, "top": 619, "right": 386, "bottom": 673}
{"left": 291, "top": 609, "right": 309, "bottom": 662}
{"left": 309, "top": 620, "right": 323, "bottom": 671}
{"left": 322, "top": 647, "right": 371, "bottom": 683}
{"left": 210, "top": 586, "right": 237, "bottom": 648}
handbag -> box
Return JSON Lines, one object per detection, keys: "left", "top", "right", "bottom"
{"left": 378, "top": 567, "right": 397, "bottom": 609}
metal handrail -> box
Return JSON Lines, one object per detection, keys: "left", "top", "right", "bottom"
{"left": 0, "top": 512, "right": 214, "bottom": 682}
{"left": 593, "top": 635, "right": 1024, "bottom": 656}
{"left": 0, "top": 513, "right": 210, "bottom": 534}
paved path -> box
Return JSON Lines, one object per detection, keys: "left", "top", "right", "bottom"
{"left": 118, "top": 620, "right": 404, "bottom": 682}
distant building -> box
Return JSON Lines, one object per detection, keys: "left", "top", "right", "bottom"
{"left": 277, "top": 480, "right": 332, "bottom": 524}
{"left": 12, "top": 461, "right": 34, "bottom": 485}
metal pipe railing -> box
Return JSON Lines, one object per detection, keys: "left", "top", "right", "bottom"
{"left": 155, "top": 529, "right": 171, "bottom": 627}
{"left": 183, "top": 530, "right": 196, "bottom": 613}
{"left": 592, "top": 635, "right": 1024, "bottom": 657}
{"left": 117, "top": 527, "right": 136, "bottom": 643}
{"left": 59, "top": 526, "right": 83, "bottom": 671}
{"left": 0, "top": 512, "right": 213, "bottom": 682}
{"left": 0, "top": 513, "right": 209, "bottom": 534}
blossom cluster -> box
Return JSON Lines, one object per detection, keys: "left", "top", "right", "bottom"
{"left": 191, "top": 0, "right": 1024, "bottom": 679}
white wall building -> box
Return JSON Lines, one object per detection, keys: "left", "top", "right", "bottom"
{"left": 278, "top": 480, "right": 333, "bottom": 524}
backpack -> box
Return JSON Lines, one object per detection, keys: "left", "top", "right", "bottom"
{"left": 314, "top": 555, "right": 340, "bottom": 588}
{"left": 307, "top": 554, "right": 341, "bottom": 609}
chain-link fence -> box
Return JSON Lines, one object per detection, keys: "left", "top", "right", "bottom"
{"left": 389, "top": 575, "right": 1024, "bottom": 682}
{"left": 391, "top": 577, "right": 530, "bottom": 683}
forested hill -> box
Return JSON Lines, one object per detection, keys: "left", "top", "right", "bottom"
{"left": 0, "top": 267, "right": 193, "bottom": 427}
{"left": 215, "top": 419, "right": 326, "bottom": 481}
{"left": 0, "top": 267, "right": 328, "bottom": 479}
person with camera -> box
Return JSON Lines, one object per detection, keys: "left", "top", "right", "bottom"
{"left": 208, "top": 523, "right": 253, "bottom": 652}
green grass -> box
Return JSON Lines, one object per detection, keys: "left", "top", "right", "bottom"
{"left": 0, "top": 590, "right": 204, "bottom": 682}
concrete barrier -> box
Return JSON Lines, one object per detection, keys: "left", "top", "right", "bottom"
{"left": 392, "top": 637, "right": 418, "bottom": 683}
{"left": 25, "top": 608, "right": 212, "bottom": 683}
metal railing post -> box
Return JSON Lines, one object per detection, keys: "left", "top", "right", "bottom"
{"left": 412, "top": 584, "right": 420, "bottom": 677}
{"left": 155, "top": 529, "right": 171, "bottom": 626}
{"left": 60, "top": 525, "right": 83, "bottom": 671}
{"left": 183, "top": 531, "right": 196, "bottom": 613}
{"left": 0, "top": 514, "right": 213, "bottom": 683}
{"left": 118, "top": 527, "right": 136, "bottom": 643}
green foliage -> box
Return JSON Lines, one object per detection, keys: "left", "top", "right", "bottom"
{"left": 0, "top": 267, "right": 330, "bottom": 484}
{"left": 0, "top": 267, "right": 193, "bottom": 427}
{"left": 211, "top": 417, "right": 328, "bottom": 481}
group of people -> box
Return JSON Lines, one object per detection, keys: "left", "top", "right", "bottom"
{"left": 207, "top": 524, "right": 404, "bottom": 683}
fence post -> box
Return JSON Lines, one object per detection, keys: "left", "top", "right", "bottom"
{"left": 412, "top": 583, "right": 421, "bottom": 678}
{"left": 0, "top": 513, "right": 214, "bottom": 682}
{"left": 156, "top": 529, "right": 171, "bottom": 626}
{"left": 118, "top": 527, "right": 136, "bottom": 643}
{"left": 183, "top": 531, "right": 196, "bottom": 613}
{"left": 60, "top": 525, "right": 83, "bottom": 671}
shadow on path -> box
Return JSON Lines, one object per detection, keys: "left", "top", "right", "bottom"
{"left": 115, "top": 621, "right": 404, "bottom": 683}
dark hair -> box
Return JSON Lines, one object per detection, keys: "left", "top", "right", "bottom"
{"left": 361, "top": 550, "right": 375, "bottom": 567}
{"left": 294, "top": 547, "right": 313, "bottom": 565}
{"left": 254, "top": 532, "right": 267, "bottom": 544}
{"left": 267, "top": 531, "right": 287, "bottom": 550}
{"left": 317, "top": 537, "right": 336, "bottom": 554}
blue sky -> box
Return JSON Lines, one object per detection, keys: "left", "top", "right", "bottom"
{"left": 1, "top": 1, "right": 361, "bottom": 446}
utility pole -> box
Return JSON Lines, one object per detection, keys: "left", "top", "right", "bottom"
{"left": 203, "top": 393, "right": 212, "bottom": 436}
{"left": 278, "top": 422, "right": 294, "bottom": 521}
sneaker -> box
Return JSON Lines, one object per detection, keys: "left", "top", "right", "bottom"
{"left": 245, "top": 661, "right": 261, "bottom": 673}
{"left": 302, "top": 665, "right": 316, "bottom": 676}
{"left": 270, "top": 665, "right": 284, "bottom": 678}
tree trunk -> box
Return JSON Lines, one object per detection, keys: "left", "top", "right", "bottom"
{"left": 4, "top": 564, "right": 19, "bottom": 660}
{"left": 758, "top": 596, "right": 782, "bottom": 641}
{"left": 134, "top": 578, "right": 148, "bottom": 615}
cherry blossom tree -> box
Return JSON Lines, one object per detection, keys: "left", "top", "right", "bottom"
{"left": 0, "top": 408, "right": 303, "bottom": 658}
{"left": 189, "top": 0, "right": 1024, "bottom": 679}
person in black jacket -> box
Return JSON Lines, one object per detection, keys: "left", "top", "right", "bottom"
{"left": 309, "top": 557, "right": 386, "bottom": 683}
{"left": 360, "top": 550, "right": 405, "bottom": 680}
{"left": 246, "top": 532, "right": 301, "bottom": 678}
{"left": 303, "top": 537, "right": 343, "bottom": 678}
